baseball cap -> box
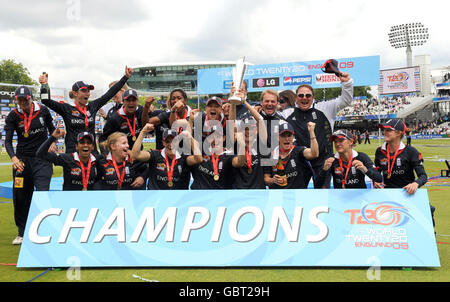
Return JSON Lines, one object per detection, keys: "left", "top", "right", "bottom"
{"left": 330, "top": 129, "right": 353, "bottom": 142}
{"left": 15, "top": 86, "right": 33, "bottom": 100}
{"left": 378, "top": 119, "right": 406, "bottom": 134}
{"left": 206, "top": 96, "right": 222, "bottom": 106}
{"left": 279, "top": 122, "right": 294, "bottom": 135}
{"left": 123, "top": 89, "right": 138, "bottom": 100}
{"left": 72, "top": 81, "right": 94, "bottom": 92}
{"left": 239, "top": 117, "right": 257, "bottom": 131}
{"left": 163, "top": 129, "right": 178, "bottom": 140}
{"left": 321, "top": 59, "right": 342, "bottom": 77}
{"left": 77, "top": 132, "right": 94, "bottom": 143}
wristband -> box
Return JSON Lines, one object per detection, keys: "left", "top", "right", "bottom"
{"left": 310, "top": 136, "right": 316, "bottom": 140}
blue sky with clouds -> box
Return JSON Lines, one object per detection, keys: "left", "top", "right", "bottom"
{"left": 1, "top": 0, "right": 448, "bottom": 91}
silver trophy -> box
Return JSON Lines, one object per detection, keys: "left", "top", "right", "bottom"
{"left": 229, "top": 56, "right": 247, "bottom": 105}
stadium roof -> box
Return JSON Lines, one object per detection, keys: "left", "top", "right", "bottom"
{"left": 132, "top": 61, "right": 253, "bottom": 69}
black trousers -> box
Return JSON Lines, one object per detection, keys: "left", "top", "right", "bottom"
{"left": 303, "top": 160, "right": 331, "bottom": 189}
{"left": 12, "top": 156, "right": 53, "bottom": 237}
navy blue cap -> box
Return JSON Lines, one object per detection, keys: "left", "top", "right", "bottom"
{"left": 330, "top": 129, "right": 353, "bottom": 141}
{"left": 163, "top": 129, "right": 177, "bottom": 140}
{"left": 77, "top": 132, "right": 94, "bottom": 143}
{"left": 206, "top": 96, "right": 222, "bottom": 106}
{"left": 378, "top": 119, "right": 406, "bottom": 134}
{"left": 279, "top": 122, "right": 294, "bottom": 134}
{"left": 72, "top": 81, "right": 94, "bottom": 92}
{"left": 123, "top": 89, "right": 138, "bottom": 101}
{"left": 15, "top": 86, "right": 33, "bottom": 99}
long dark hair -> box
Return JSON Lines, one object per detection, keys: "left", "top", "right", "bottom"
{"left": 169, "top": 88, "right": 187, "bottom": 102}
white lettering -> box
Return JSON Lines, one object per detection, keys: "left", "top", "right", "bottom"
{"left": 58, "top": 208, "right": 98, "bottom": 243}
{"left": 93, "top": 208, "right": 126, "bottom": 243}
{"left": 181, "top": 207, "right": 210, "bottom": 242}
{"left": 29, "top": 208, "right": 62, "bottom": 244}
{"left": 229, "top": 206, "right": 264, "bottom": 242}
{"left": 268, "top": 207, "right": 303, "bottom": 242}
{"left": 130, "top": 207, "right": 177, "bottom": 242}
{"left": 306, "top": 206, "right": 329, "bottom": 243}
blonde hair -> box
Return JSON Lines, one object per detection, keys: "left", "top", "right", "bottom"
{"left": 101, "top": 132, "right": 127, "bottom": 152}
{"left": 260, "top": 89, "right": 279, "bottom": 102}
{"left": 109, "top": 81, "right": 129, "bottom": 91}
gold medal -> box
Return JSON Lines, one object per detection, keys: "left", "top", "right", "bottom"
{"left": 387, "top": 173, "right": 391, "bottom": 179}
{"left": 82, "top": 188, "right": 87, "bottom": 191}
{"left": 132, "top": 136, "right": 136, "bottom": 141}
{"left": 248, "top": 168, "right": 252, "bottom": 174}
{"left": 117, "top": 184, "right": 122, "bottom": 190}
{"left": 24, "top": 132, "right": 29, "bottom": 138}
{"left": 168, "top": 181, "right": 173, "bottom": 187}
{"left": 342, "top": 183, "right": 346, "bottom": 189}
{"left": 213, "top": 175, "right": 219, "bottom": 181}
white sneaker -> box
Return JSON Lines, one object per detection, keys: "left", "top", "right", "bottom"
{"left": 12, "top": 236, "right": 23, "bottom": 245}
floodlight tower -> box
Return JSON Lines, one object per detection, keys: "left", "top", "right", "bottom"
{"left": 388, "top": 23, "right": 429, "bottom": 67}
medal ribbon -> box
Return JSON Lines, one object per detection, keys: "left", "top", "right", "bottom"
{"left": 245, "top": 149, "right": 252, "bottom": 170}
{"left": 176, "top": 109, "right": 188, "bottom": 120}
{"left": 75, "top": 102, "right": 89, "bottom": 129}
{"left": 118, "top": 110, "right": 136, "bottom": 138}
{"left": 77, "top": 156, "right": 92, "bottom": 190}
{"left": 111, "top": 156, "right": 126, "bottom": 189}
{"left": 17, "top": 103, "right": 41, "bottom": 136}
{"left": 384, "top": 144, "right": 404, "bottom": 178}
{"left": 211, "top": 152, "right": 222, "bottom": 177}
{"left": 338, "top": 152, "right": 353, "bottom": 188}
{"left": 163, "top": 152, "right": 177, "bottom": 185}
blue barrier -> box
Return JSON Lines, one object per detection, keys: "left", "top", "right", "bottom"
{"left": 17, "top": 189, "right": 439, "bottom": 268}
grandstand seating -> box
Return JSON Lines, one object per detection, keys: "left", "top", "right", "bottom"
{"left": 337, "top": 95, "right": 434, "bottom": 118}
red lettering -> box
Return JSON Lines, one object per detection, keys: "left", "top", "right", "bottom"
{"left": 344, "top": 209, "right": 360, "bottom": 224}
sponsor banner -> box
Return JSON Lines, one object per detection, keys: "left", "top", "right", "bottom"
{"left": 335, "top": 114, "right": 397, "bottom": 121}
{"left": 252, "top": 77, "right": 280, "bottom": 88}
{"left": 433, "top": 96, "right": 450, "bottom": 102}
{"left": 283, "top": 75, "right": 312, "bottom": 86}
{"left": 315, "top": 74, "right": 341, "bottom": 85}
{"left": 197, "top": 55, "right": 380, "bottom": 94}
{"left": 379, "top": 66, "right": 421, "bottom": 95}
{"left": 18, "top": 189, "right": 439, "bottom": 268}
{"left": 436, "top": 82, "right": 450, "bottom": 88}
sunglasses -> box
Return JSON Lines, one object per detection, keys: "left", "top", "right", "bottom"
{"left": 297, "top": 93, "right": 313, "bottom": 99}
{"left": 279, "top": 98, "right": 287, "bottom": 104}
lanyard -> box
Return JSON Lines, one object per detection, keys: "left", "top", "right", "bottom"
{"left": 17, "top": 103, "right": 40, "bottom": 137}
{"left": 163, "top": 151, "right": 177, "bottom": 187}
{"left": 279, "top": 146, "right": 294, "bottom": 164}
{"left": 77, "top": 156, "right": 92, "bottom": 190}
{"left": 384, "top": 144, "right": 404, "bottom": 179}
{"left": 245, "top": 148, "right": 253, "bottom": 172}
{"left": 211, "top": 151, "right": 222, "bottom": 181}
{"left": 338, "top": 152, "right": 353, "bottom": 189}
{"left": 176, "top": 109, "right": 188, "bottom": 120}
{"left": 119, "top": 110, "right": 136, "bottom": 140}
{"left": 75, "top": 102, "right": 89, "bottom": 130}
{"left": 111, "top": 156, "right": 126, "bottom": 189}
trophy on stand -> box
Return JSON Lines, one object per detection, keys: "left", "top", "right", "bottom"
{"left": 229, "top": 56, "right": 248, "bottom": 105}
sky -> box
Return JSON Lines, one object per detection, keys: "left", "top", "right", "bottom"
{"left": 1, "top": 0, "right": 448, "bottom": 91}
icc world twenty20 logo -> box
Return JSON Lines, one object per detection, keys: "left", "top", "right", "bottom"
{"left": 345, "top": 202, "right": 414, "bottom": 227}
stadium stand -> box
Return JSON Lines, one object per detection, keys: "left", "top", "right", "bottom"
{"left": 337, "top": 94, "right": 434, "bottom": 118}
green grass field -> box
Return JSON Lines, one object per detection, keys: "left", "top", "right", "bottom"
{"left": 0, "top": 139, "right": 448, "bottom": 282}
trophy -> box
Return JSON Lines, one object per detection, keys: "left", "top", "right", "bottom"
{"left": 229, "top": 56, "right": 247, "bottom": 105}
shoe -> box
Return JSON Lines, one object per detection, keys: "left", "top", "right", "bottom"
{"left": 12, "top": 236, "right": 23, "bottom": 245}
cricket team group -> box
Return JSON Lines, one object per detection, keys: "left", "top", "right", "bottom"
{"left": 4, "top": 66, "right": 431, "bottom": 245}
